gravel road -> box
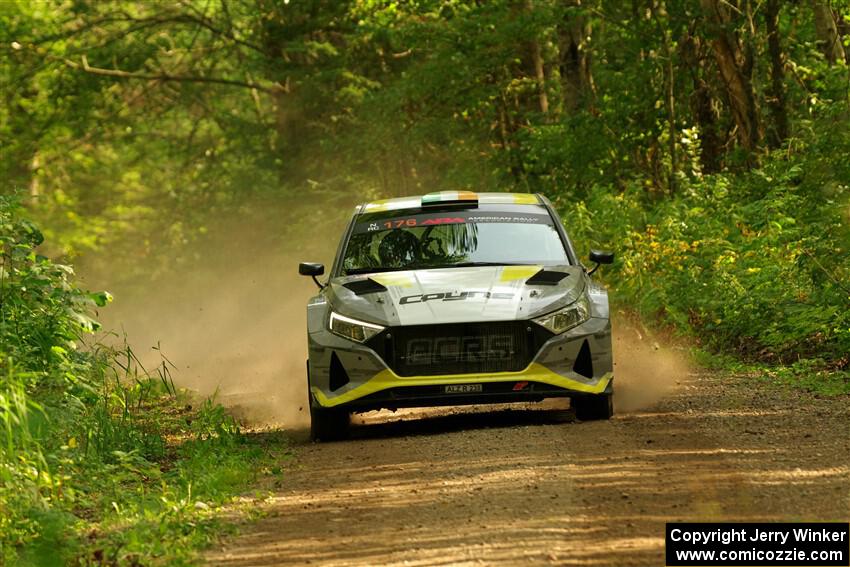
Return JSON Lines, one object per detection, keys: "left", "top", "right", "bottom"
{"left": 208, "top": 369, "right": 849, "bottom": 566}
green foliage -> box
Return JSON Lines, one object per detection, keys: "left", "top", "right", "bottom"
{"left": 0, "top": 4, "right": 846, "bottom": 561}
{"left": 0, "top": 200, "right": 289, "bottom": 564}
{"left": 557, "top": 104, "right": 850, "bottom": 380}
{"left": 0, "top": 2, "right": 846, "bottom": 363}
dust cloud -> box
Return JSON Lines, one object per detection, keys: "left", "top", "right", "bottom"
{"left": 611, "top": 316, "right": 692, "bottom": 413}
{"left": 83, "top": 207, "right": 346, "bottom": 430}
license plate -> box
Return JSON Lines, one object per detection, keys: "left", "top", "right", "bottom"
{"left": 444, "top": 384, "right": 483, "bottom": 394}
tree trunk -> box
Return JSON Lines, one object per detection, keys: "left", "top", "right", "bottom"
{"left": 529, "top": 34, "right": 550, "bottom": 115}
{"left": 497, "top": 69, "right": 527, "bottom": 183}
{"left": 557, "top": 0, "right": 593, "bottom": 112}
{"left": 765, "top": 0, "right": 789, "bottom": 148}
{"left": 680, "top": 29, "right": 722, "bottom": 173}
{"left": 700, "top": 0, "right": 762, "bottom": 154}
{"left": 693, "top": 79, "right": 722, "bottom": 172}
{"left": 837, "top": 5, "right": 850, "bottom": 45}
{"left": 652, "top": 1, "right": 677, "bottom": 193}
{"left": 519, "top": 0, "right": 550, "bottom": 116}
{"left": 812, "top": 0, "right": 846, "bottom": 65}
{"left": 664, "top": 32, "right": 677, "bottom": 193}
{"left": 29, "top": 154, "right": 40, "bottom": 198}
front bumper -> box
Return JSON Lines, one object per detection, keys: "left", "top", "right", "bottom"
{"left": 307, "top": 316, "right": 614, "bottom": 412}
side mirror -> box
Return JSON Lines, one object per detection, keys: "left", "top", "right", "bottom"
{"left": 589, "top": 250, "right": 614, "bottom": 265}
{"left": 587, "top": 250, "right": 614, "bottom": 275}
{"left": 299, "top": 262, "right": 325, "bottom": 289}
{"left": 299, "top": 262, "right": 325, "bottom": 276}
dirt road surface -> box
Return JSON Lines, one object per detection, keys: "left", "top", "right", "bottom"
{"left": 208, "top": 370, "right": 850, "bottom": 566}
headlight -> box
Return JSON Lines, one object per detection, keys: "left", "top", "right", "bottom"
{"left": 329, "top": 311, "right": 384, "bottom": 343}
{"left": 533, "top": 295, "right": 591, "bottom": 334}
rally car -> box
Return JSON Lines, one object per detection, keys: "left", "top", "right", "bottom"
{"left": 299, "top": 191, "right": 614, "bottom": 441}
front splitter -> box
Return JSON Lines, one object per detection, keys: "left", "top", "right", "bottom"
{"left": 312, "top": 363, "right": 613, "bottom": 408}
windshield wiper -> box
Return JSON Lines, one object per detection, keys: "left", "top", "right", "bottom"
{"left": 437, "top": 261, "right": 532, "bottom": 268}
{"left": 346, "top": 261, "right": 532, "bottom": 275}
{"left": 345, "top": 266, "right": 413, "bottom": 275}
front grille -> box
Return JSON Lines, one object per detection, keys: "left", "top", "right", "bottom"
{"left": 367, "top": 321, "right": 552, "bottom": 377}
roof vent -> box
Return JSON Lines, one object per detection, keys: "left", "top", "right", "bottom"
{"left": 526, "top": 269, "right": 569, "bottom": 286}
{"left": 343, "top": 278, "right": 388, "bottom": 295}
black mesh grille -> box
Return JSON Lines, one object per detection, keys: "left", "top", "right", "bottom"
{"left": 369, "top": 321, "right": 547, "bottom": 377}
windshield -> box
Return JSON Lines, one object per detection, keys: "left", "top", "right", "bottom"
{"left": 341, "top": 205, "right": 569, "bottom": 275}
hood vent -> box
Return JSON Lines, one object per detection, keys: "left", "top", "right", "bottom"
{"left": 329, "top": 351, "right": 350, "bottom": 391}
{"left": 343, "top": 278, "right": 388, "bottom": 295}
{"left": 572, "top": 339, "right": 594, "bottom": 378}
{"left": 526, "top": 269, "right": 569, "bottom": 286}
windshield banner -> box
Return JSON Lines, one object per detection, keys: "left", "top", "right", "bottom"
{"left": 353, "top": 211, "right": 553, "bottom": 235}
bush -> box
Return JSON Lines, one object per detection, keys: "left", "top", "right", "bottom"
{"left": 556, "top": 141, "right": 850, "bottom": 377}
{"left": 0, "top": 197, "right": 288, "bottom": 564}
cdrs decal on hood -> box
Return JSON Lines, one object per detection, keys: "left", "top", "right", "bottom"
{"left": 399, "top": 290, "right": 515, "bottom": 305}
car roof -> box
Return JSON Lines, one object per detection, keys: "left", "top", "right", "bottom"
{"left": 359, "top": 192, "right": 542, "bottom": 213}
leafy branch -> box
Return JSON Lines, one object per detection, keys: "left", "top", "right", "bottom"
{"left": 63, "top": 55, "right": 286, "bottom": 95}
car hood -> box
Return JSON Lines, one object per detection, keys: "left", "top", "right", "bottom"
{"left": 326, "top": 265, "right": 586, "bottom": 327}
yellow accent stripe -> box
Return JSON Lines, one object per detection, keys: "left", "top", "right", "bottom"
{"left": 499, "top": 265, "right": 542, "bottom": 282}
{"left": 312, "top": 364, "right": 613, "bottom": 408}
{"left": 370, "top": 273, "right": 415, "bottom": 287}
{"left": 363, "top": 196, "right": 420, "bottom": 211}
{"left": 511, "top": 193, "right": 539, "bottom": 204}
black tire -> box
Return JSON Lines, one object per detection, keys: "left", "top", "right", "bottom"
{"left": 307, "top": 359, "right": 351, "bottom": 441}
{"left": 573, "top": 393, "right": 614, "bottom": 421}
{"left": 310, "top": 405, "right": 350, "bottom": 441}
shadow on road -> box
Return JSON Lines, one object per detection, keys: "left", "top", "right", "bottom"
{"left": 355, "top": 405, "right": 574, "bottom": 439}
{"left": 286, "top": 402, "right": 577, "bottom": 444}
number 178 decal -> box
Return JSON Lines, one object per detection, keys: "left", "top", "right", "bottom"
{"left": 382, "top": 217, "right": 464, "bottom": 229}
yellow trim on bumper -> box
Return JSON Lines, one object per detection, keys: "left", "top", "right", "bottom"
{"left": 312, "top": 363, "right": 613, "bottom": 408}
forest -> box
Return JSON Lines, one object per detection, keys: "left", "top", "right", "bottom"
{"left": 1, "top": 0, "right": 849, "bottom": 564}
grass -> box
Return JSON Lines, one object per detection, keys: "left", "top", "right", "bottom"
{"left": 0, "top": 195, "right": 294, "bottom": 565}
{"left": 692, "top": 349, "right": 850, "bottom": 397}
{"left": 0, "top": 197, "right": 289, "bottom": 566}
{"left": 10, "top": 385, "right": 292, "bottom": 566}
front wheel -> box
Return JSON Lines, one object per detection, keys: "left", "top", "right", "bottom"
{"left": 573, "top": 393, "right": 614, "bottom": 421}
{"left": 307, "top": 360, "right": 350, "bottom": 441}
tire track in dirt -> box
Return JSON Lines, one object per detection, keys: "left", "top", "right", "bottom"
{"left": 207, "top": 371, "right": 850, "bottom": 566}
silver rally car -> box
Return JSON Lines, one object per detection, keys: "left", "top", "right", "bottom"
{"left": 299, "top": 191, "right": 614, "bottom": 440}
